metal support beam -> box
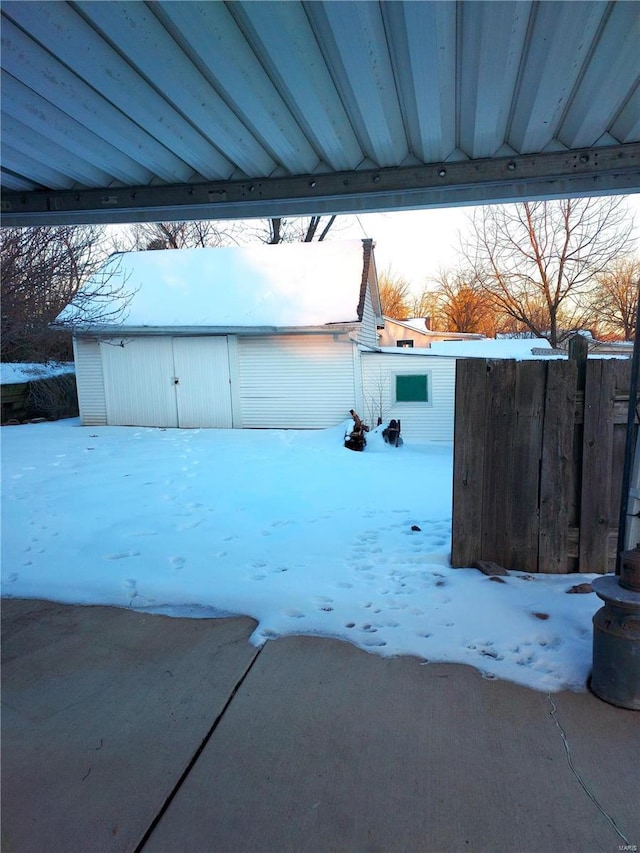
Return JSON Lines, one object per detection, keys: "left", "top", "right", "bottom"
{"left": 2, "top": 144, "right": 639, "bottom": 226}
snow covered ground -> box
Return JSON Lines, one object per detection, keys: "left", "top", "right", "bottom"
{"left": 2, "top": 418, "right": 601, "bottom": 693}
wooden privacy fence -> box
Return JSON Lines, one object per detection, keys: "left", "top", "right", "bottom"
{"left": 451, "top": 356, "right": 638, "bottom": 574}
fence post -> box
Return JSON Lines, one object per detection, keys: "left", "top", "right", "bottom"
{"left": 568, "top": 334, "right": 588, "bottom": 391}
{"left": 451, "top": 359, "right": 487, "bottom": 567}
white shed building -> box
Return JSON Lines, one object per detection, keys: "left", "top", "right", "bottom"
{"left": 63, "top": 241, "right": 559, "bottom": 443}
{"left": 64, "top": 240, "right": 383, "bottom": 430}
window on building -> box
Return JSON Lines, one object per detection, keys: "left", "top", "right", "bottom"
{"left": 395, "top": 373, "right": 429, "bottom": 403}
{"left": 397, "top": 339, "right": 414, "bottom": 348}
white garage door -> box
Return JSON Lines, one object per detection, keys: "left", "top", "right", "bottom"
{"left": 102, "top": 337, "right": 177, "bottom": 427}
{"left": 173, "top": 337, "right": 232, "bottom": 428}
{"left": 101, "top": 336, "right": 232, "bottom": 428}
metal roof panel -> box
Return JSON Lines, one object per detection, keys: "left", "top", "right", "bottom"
{"left": 1, "top": 0, "right": 638, "bottom": 225}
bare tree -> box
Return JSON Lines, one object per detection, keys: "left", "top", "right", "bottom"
{"left": 259, "top": 215, "right": 338, "bottom": 244}
{"left": 410, "top": 287, "right": 441, "bottom": 327}
{"left": 591, "top": 257, "right": 640, "bottom": 341}
{"left": 1, "top": 226, "right": 132, "bottom": 362}
{"left": 112, "top": 220, "right": 237, "bottom": 252}
{"left": 378, "top": 267, "right": 412, "bottom": 319}
{"left": 466, "top": 198, "right": 633, "bottom": 347}
{"left": 1, "top": 226, "right": 113, "bottom": 361}
{"left": 113, "top": 215, "right": 341, "bottom": 251}
{"left": 427, "top": 267, "right": 499, "bottom": 336}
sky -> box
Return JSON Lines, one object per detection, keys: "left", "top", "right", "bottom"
{"left": 339, "top": 193, "right": 640, "bottom": 292}
{"left": 2, "top": 416, "right": 603, "bottom": 694}
{"left": 107, "top": 193, "right": 640, "bottom": 298}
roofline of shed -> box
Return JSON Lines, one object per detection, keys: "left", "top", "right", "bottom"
{"left": 72, "top": 323, "right": 360, "bottom": 338}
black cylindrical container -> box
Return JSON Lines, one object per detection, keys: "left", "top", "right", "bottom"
{"left": 591, "top": 575, "right": 640, "bottom": 710}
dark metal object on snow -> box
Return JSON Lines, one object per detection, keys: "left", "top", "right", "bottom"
{"left": 344, "top": 409, "right": 368, "bottom": 452}
{"left": 382, "top": 419, "right": 402, "bottom": 446}
{"left": 591, "top": 547, "right": 640, "bottom": 710}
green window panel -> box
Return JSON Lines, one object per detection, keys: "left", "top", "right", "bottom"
{"left": 396, "top": 374, "right": 429, "bottom": 402}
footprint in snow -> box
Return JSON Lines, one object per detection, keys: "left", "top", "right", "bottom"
{"left": 104, "top": 551, "right": 140, "bottom": 561}
{"left": 284, "top": 609, "right": 305, "bottom": 619}
{"left": 260, "top": 629, "right": 279, "bottom": 640}
{"left": 538, "top": 636, "right": 563, "bottom": 650}
{"left": 122, "top": 579, "right": 138, "bottom": 602}
{"left": 468, "top": 641, "right": 504, "bottom": 661}
{"left": 176, "top": 518, "right": 203, "bottom": 531}
{"left": 169, "top": 556, "right": 186, "bottom": 570}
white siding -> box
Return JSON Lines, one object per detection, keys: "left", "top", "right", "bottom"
{"left": 72, "top": 337, "right": 106, "bottom": 425}
{"left": 173, "top": 337, "right": 232, "bottom": 428}
{"left": 101, "top": 337, "right": 178, "bottom": 427}
{"left": 361, "top": 351, "right": 456, "bottom": 442}
{"left": 358, "top": 288, "right": 379, "bottom": 348}
{"left": 238, "top": 334, "right": 357, "bottom": 428}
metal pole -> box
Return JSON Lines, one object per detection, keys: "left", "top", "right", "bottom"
{"left": 616, "top": 283, "right": 640, "bottom": 574}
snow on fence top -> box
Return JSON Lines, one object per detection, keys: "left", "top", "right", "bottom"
{"left": 58, "top": 241, "right": 369, "bottom": 329}
{"left": 426, "top": 338, "right": 557, "bottom": 359}
{"left": 0, "top": 362, "right": 75, "bottom": 385}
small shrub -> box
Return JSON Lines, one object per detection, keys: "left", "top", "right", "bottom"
{"left": 26, "top": 374, "right": 78, "bottom": 420}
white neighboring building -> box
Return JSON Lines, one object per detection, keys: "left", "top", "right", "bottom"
{"left": 378, "top": 316, "right": 484, "bottom": 348}
{"left": 360, "top": 338, "right": 558, "bottom": 444}
{"left": 62, "top": 240, "right": 382, "bottom": 430}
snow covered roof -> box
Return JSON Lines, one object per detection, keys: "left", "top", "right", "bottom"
{"left": 377, "top": 338, "right": 562, "bottom": 360}
{"left": 59, "top": 240, "right": 373, "bottom": 329}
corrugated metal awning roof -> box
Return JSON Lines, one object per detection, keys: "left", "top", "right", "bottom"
{"left": 1, "top": 0, "right": 639, "bottom": 226}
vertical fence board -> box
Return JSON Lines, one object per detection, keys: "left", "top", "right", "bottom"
{"left": 509, "top": 361, "right": 546, "bottom": 572}
{"left": 481, "top": 360, "right": 517, "bottom": 567}
{"left": 610, "top": 361, "right": 634, "bottom": 537}
{"left": 539, "top": 360, "right": 577, "bottom": 573}
{"left": 451, "top": 359, "right": 487, "bottom": 567}
{"left": 579, "top": 360, "right": 616, "bottom": 572}
{"left": 451, "top": 352, "right": 631, "bottom": 575}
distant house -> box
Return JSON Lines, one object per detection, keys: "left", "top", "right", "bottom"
{"left": 61, "top": 240, "right": 383, "bottom": 430}
{"left": 378, "top": 317, "right": 484, "bottom": 348}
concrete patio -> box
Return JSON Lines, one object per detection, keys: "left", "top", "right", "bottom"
{"left": 2, "top": 597, "right": 638, "bottom": 853}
